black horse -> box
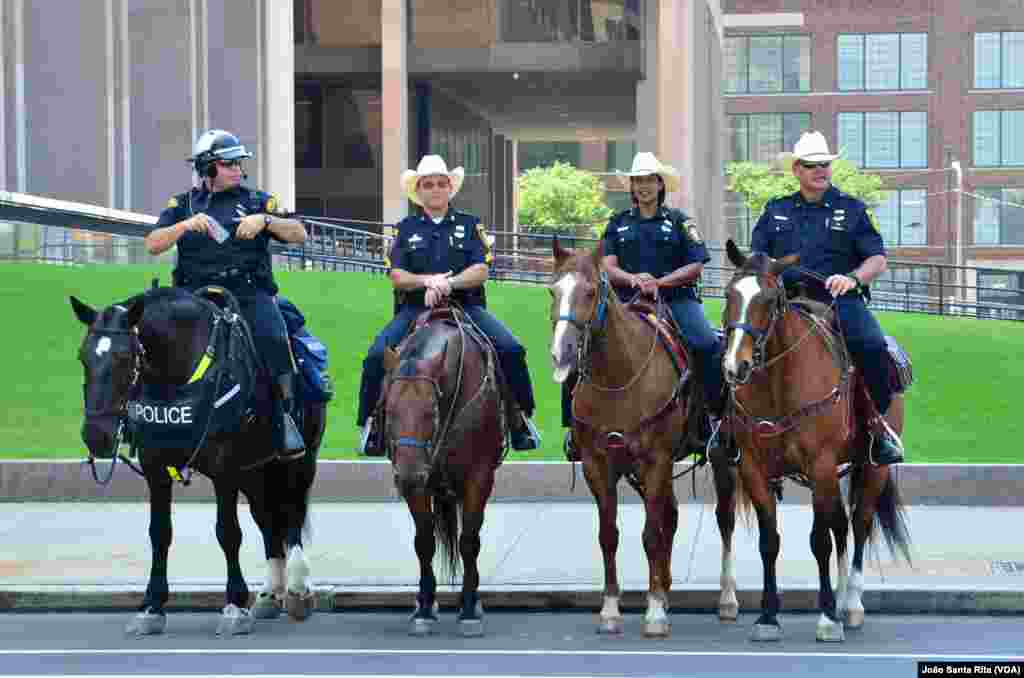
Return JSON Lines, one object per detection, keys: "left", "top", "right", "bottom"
{"left": 71, "top": 287, "right": 325, "bottom": 636}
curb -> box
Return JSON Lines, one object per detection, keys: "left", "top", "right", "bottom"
{"left": 2, "top": 586, "right": 1023, "bottom": 615}
{"left": 2, "top": 461, "right": 1024, "bottom": 505}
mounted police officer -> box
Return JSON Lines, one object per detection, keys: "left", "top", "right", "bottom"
{"left": 144, "top": 129, "right": 308, "bottom": 457}
{"left": 357, "top": 154, "right": 541, "bottom": 455}
{"left": 561, "top": 152, "right": 725, "bottom": 460}
{"left": 750, "top": 131, "right": 903, "bottom": 466}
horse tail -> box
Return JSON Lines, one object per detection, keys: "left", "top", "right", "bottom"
{"left": 729, "top": 459, "right": 757, "bottom": 530}
{"left": 849, "top": 464, "right": 912, "bottom": 565}
{"left": 432, "top": 491, "right": 462, "bottom": 584}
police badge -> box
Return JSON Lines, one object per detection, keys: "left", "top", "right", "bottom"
{"left": 476, "top": 223, "right": 494, "bottom": 264}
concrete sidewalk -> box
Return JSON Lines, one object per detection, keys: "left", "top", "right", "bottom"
{"left": 1, "top": 500, "right": 1022, "bottom": 614}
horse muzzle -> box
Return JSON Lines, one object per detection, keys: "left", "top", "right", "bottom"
{"left": 81, "top": 417, "right": 120, "bottom": 459}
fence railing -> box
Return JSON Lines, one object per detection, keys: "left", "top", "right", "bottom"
{"left": 1, "top": 192, "right": 1021, "bottom": 321}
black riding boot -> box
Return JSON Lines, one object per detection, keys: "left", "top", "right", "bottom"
{"left": 274, "top": 374, "right": 306, "bottom": 456}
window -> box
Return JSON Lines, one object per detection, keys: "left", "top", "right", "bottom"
{"left": 606, "top": 140, "right": 637, "bottom": 172}
{"left": 873, "top": 189, "right": 927, "bottom": 246}
{"left": 724, "top": 35, "right": 810, "bottom": 94}
{"left": 518, "top": 142, "right": 582, "bottom": 171}
{"left": 973, "top": 187, "right": 1024, "bottom": 245}
{"left": 295, "top": 84, "right": 323, "bottom": 169}
{"left": 974, "top": 32, "right": 1024, "bottom": 89}
{"left": 838, "top": 112, "right": 927, "bottom": 168}
{"left": 977, "top": 270, "right": 1024, "bottom": 320}
{"left": 974, "top": 111, "right": 1024, "bottom": 167}
{"left": 728, "top": 113, "right": 811, "bottom": 164}
{"left": 838, "top": 33, "right": 928, "bottom": 91}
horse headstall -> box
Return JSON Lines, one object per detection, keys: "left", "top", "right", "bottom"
{"left": 724, "top": 278, "right": 788, "bottom": 384}
{"left": 381, "top": 374, "right": 444, "bottom": 465}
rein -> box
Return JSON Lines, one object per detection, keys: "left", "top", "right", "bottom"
{"left": 723, "top": 269, "right": 854, "bottom": 444}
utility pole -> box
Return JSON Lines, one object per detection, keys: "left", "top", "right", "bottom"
{"left": 952, "top": 159, "right": 963, "bottom": 300}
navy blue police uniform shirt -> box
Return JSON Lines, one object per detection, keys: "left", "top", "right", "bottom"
{"left": 750, "top": 185, "right": 885, "bottom": 297}
{"left": 153, "top": 185, "right": 289, "bottom": 294}
{"left": 386, "top": 209, "right": 491, "bottom": 307}
{"left": 601, "top": 206, "right": 709, "bottom": 302}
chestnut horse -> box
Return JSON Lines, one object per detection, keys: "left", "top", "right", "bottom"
{"left": 718, "top": 240, "right": 911, "bottom": 643}
{"left": 379, "top": 305, "right": 505, "bottom": 637}
{"left": 548, "top": 239, "right": 701, "bottom": 638}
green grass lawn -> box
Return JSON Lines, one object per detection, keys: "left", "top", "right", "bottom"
{"left": 2, "top": 261, "right": 1020, "bottom": 463}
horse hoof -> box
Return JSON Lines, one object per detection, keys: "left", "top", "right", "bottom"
{"left": 126, "top": 610, "right": 166, "bottom": 636}
{"left": 846, "top": 607, "right": 865, "bottom": 630}
{"left": 216, "top": 604, "right": 254, "bottom": 636}
{"left": 459, "top": 618, "right": 485, "bottom": 637}
{"left": 816, "top": 614, "right": 845, "bottom": 643}
{"left": 285, "top": 588, "right": 316, "bottom": 621}
{"left": 252, "top": 592, "right": 283, "bottom": 620}
{"left": 750, "top": 623, "right": 782, "bottom": 642}
{"left": 409, "top": 617, "right": 436, "bottom": 636}
{"left": 642, "top": 620, "right": 671, "bottom": 638}
{"left": 719, "top": 603, "right": 739, "bottom": 623}
{"left": 597, "top": 616, "right": 624, "bottom": 635}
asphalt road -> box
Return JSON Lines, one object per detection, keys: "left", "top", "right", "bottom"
{"left": 0, "top": 612, "right": 1021, "bottom": 677}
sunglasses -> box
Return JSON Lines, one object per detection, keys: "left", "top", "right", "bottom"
{"left": 216, "top": 159, "right": 243, "bottom": 168}
{"left": 419, "top": 179, "right": 450, "bottom": 190}
{"left": 799, "top": 161, "right": 831, "bottom": 169}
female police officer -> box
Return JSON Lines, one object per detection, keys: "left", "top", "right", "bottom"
{"left": 357, "top": 155, "right": 540, "bottom": 455}
{"left": 144, "top": 129, "right": 308, "bottom": 457}
{"left": 561, "top": 152, "right": 725, "bottom": 460}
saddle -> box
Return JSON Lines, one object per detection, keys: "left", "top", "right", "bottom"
{"left": 625, "top": 298, "right": 690, "bottom": 379}
{"left": 789, "top": 297, "right": 913, "bottom": 396}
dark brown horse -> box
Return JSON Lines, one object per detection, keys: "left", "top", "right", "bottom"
{"left": 379, "top": 305, "right": 505, "bottom": 637}
{"left": 718, "top": 240, "right": 911, "bottom": 642}
{"left": 548, "top": 239, "right": 697, "bottom": 638}
{"left": 72, "top": 288, "right": 324, "bottom": 636}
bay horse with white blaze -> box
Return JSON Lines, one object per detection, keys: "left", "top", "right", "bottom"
{"left": 378, "top": 304, "right": 505, "bottom": 637}
{"left": 718, "top": 240, "right": 911, "bottom": 642}
{"left": 548, "top": 238, "right": 704, "bottom": 638}
{"left": 72, "top": 287, "right": 324, "bottom": 636}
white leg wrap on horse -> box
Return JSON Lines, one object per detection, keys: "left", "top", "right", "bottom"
{"left": 263, "top": 558, "right": 285, "bottom": 595}
{"left": 720, "top": 545, "right": 738, "bottom": 620}
{"left": 600, "top": 595, "right": 621, "bottom": 620}
{"left": 645, "top": 594, "right": 668, "bottom": 624}
{"left": 847, "top": 568, "right": 865, "bottom": 628}
{"left": 836, "top": 554, "right": 850, "bottom": 616}
{"left": 287, "top": 544, "right": 310, "bottom": 594}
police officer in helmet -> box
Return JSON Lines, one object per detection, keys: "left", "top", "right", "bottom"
{"left": 357, "top": 154, "right": 541, "bottom": 454}
{"left": 750, "top": 131, "right": 904, "bottom": 466}
{"left": 144, "top": 129, "right": 308, "bottom": 457}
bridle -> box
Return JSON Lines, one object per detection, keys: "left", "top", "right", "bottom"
{"left": 81, "top": 327, "right": 145, "bottom": 484}
{"left": 723, "top": 277, "right": 788, "bottom": 385}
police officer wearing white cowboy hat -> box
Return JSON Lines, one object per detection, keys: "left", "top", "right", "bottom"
{"left": 356, "top": 155, "right": 541, "bottom": 454}
{"left": 750, "top": 130, "right": 903, "bottom": 465}
{"left": 559, "top": 151, "right": 725, "bottom": 460}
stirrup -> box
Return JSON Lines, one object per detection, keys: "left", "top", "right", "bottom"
{"left": 282, "top": 413, "right": 305, "bottom": 454}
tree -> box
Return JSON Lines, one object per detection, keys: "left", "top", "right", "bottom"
{"left": 516, "top": 161, "right": 613, "bottom": 236}
{"left": 726, "top": 158, "right": 887, "bottom": 220}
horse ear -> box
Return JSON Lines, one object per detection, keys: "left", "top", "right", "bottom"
{"left": 770, "top": 254, "right": 801, "bottom": 277}
{"left": 552, "top": 235, "right": 571, "bottom": 268}
{"left": 725, "top": 239, "right": 747, "bottom": 269}
{"left": 125, "top": 298, "right": 145, "bottom": 328}
{"left": 70, "top": 296, "right": 97, "bottom": 326}
{"left": 383, "top": 346, "right": 400, "bottom": 373}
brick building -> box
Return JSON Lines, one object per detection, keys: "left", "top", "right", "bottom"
{"left": 722, "top": 0, "right": 1024, "bottom": 307}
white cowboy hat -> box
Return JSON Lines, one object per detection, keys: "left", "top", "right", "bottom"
{"left": 400, "top": 155, "right": 465, "bottom": 207}
{"left": 777, "top": 131, "right": 842, "bottom": 167}
{"left": 615, "top": 152, "right": 681, "bottom": 193}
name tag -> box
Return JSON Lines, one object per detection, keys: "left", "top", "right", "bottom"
{"left": 617, "top": 226, "right": 630, "bottom": 232}
{"left": 773, "top": 215, "right": 789, "bottom": 221}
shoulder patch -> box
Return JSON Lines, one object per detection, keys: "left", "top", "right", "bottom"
{"left": 166, "top": 196, "right": 179, "bottom": 209}
{"left": 476, "top": 223, "right": 494, "bottom": 264}
{"left": 684, "top": 220, "right": 702, "bottom": 243}
{"left": 866, "top": 208, "right": 880, "bottom": 234}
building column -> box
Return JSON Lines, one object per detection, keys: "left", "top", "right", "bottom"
{"left": 491, "top": 132, "right": 506, "bottom": 247}
{"left": 656, "top": 0, "right": 693, "bottom": 213}
{"left": 415, "top": 81, "right": 431, "bottom": 161}
{"left": 382, "top": 0, "right": 409, "bottom": 225}
{"left": 262, "top": 0, "right": 295, "bottom": 210}
{"left": 504, "top": 137, "right": 515, "bottom": 244}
